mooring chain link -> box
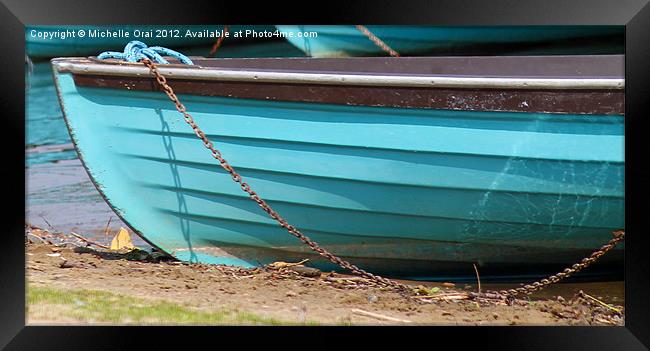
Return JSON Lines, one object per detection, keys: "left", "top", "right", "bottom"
{"left": 355, "top": 25, "right": 400, "bottom": 57}
{"left": 141, "top": 58, "right": 624, "bottom": 298}
{"left": 490, "top": 230, "right": 625, "bottom": 297}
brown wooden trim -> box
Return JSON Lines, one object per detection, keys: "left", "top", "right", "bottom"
{"left": 184, "top": 55, "right": 624, "bottom": 78}
{"left": 80, "top": 55, "right": 624, "bottom": 79}
{"left": 73, "top": 74, "right": 624, "bottom": 115}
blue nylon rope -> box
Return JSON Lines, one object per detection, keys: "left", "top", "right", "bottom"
{"left": 97, "top": 40, "right": 194, "bottom": 65}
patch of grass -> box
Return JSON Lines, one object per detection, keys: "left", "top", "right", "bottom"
{"left": 27, "top": 286, "right": 295, "bottom": 325}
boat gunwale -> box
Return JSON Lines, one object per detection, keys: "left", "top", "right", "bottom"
{"left": 51, "top": 57, "right": 625, "bottom": 90}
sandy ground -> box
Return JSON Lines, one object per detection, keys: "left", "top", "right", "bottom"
{"left": 25, "top": 227, "right": 624, "bottom": 326}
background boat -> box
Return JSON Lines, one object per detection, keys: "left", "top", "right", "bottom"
{"left": 52, "top": 55, "right": 624, "bottom": 281}
{"left": 274, "top": 25, "right": 624, "bottom": 57}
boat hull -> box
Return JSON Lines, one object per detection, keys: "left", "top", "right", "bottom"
{"left": 274, "top": 25, "right": 623, "bottom": 57}
{"left": 52, "top": 58, "right": 624, "bottom": 280}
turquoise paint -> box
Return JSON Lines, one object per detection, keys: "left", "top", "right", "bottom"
{"left": 54, "top": 70, "right": 624, "bottom": 279}
{"left": 274, "top": 25, "right": 623, "bottom": 57}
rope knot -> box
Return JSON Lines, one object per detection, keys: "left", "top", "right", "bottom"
{"left": 97, "top": 40, "right": 193, "bottom": 65}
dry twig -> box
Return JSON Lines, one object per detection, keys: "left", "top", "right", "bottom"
{"left": 580, "top": 291, "right": 622, "bottom": 313}
{"left": 473, "top": 263, "right": 482, "bottom": 295}
{"left": 69, "top": 232, "right": 111, "bottom": 250}
{"left": 351, "top": 308, "right": 412, "bottom": 323}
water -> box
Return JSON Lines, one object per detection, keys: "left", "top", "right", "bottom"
{"left": 26, "top": 62, "right": 78, "bottom": 166}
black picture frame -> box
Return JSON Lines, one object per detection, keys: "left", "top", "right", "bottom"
{"left": 3, "top": 0, "right": 649, "bottom": 349}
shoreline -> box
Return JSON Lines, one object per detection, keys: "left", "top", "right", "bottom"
{"left": 26, "top": 226, "right": 624, "bottom": 326}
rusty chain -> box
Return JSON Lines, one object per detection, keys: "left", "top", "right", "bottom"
{"left": 355, "top": 25, "right": 400, "bottom": 57}
{"left": 140, "top": 58, "right": 624, "bottom": 299}
{"left": 488, "top": 230, "right": 625, "bottom": 298}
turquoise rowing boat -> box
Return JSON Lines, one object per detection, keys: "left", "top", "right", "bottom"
{"left": 26, "top": 25, "right": 275, "bottom": 59}
{"left": 51, "top": 53, "right": 624, "bottom": 280}
{"left": 274, "top": 25, "right": 623, "bottom": 57}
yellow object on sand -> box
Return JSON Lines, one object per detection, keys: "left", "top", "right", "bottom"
{"left": 110, "top": 227, "right": 135, "bottom": 250}
{"left": 267, "top": 259, "right": 309, "bottom": 269}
